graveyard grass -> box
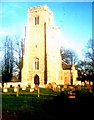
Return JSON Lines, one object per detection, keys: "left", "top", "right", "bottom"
{"left": 2, "top": 87, "right": 94, "bottom": 120}
{"left": 2, "top": 88, "right": 61, "bottom": 120}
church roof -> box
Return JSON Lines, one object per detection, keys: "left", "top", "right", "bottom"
{"left": 62, "top": 60, "right": 71, "bottom": 70}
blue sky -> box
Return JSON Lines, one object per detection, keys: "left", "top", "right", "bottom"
{"left": 0, "top": 2, "right": 92, "bottom": 59}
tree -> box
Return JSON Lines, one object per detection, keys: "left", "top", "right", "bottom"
{"left": 77, "top": 39, "right": 94, "bottom": 86}
{"left": 84, "top": 39, "right": 94, "bottom": 83}
{"left": 60, "top": 47, "right": 78, "bottom": 65}
{"left": 76, "top": 60, "right": 89, "bottom": 82}
{"left": 13, "top": 35, "right": 24, "bottom": 81}
{"left": 85, "top": 39, "right": 94, "bottom": 75}
{"left": 2, "top": 36, "right": 14, "bottom": 83}
{"left": 1, "top": 35, "right": 24, "bottom": 83}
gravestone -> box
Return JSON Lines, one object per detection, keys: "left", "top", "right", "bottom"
{"left": 3, "top": 83, "right": 8, "bottom": 92}
{"left": 3, "top": 88, "right": 8, "bottom": 92}
{"left": 30, "top": 88, "right": 34, "bottom": 92}
{"left": 22, "top": 85, "right": 26, "bottom": 90}
{"left": 14, "top": 87, "right": 18, "bottom": 92}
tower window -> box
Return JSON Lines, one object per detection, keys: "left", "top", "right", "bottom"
{"left": 35, "top": 58, "right": 39, "bottom": 70}
{"left": 35, "top": 16, "right": 39, "bottom": 25}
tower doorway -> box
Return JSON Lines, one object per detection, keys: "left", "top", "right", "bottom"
{"left": 34, "top": 74, "right": 40, "bottom": 85}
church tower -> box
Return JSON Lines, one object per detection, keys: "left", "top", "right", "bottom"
{"left": 22, "top": 5, "right": 63, "bottom": 87}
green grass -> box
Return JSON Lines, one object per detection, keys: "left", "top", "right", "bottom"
{"left": 2, "top": 87, "right": 94, "bottom": 120}
{"left": 2, "top": 87, "right": 61, "bottom": 95}
{"left": 2, "top": 94, "right": 53, "bottom": 112}
{"left": 2, "top": 93, "right": 56, "bottom": 120}
{"left": 2, "top": 88, "right": 61, "bottom": 120}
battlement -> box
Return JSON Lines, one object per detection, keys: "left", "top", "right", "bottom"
{"left": 28, "top": 5, "right": 52, "bottom": 15}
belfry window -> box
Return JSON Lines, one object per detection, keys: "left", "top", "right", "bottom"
{"left": 35, "top": 58, "right": 39, "bottom": 70}
{"left": 35, "top": 16, "right": 39, "bottom": 25}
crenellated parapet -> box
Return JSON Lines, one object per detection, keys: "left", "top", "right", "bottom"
{"left": 28, "top": 5, "right": 53, "bottom": 15}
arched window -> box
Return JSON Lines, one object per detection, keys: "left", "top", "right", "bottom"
{"left": 35, "top": 58, "right": 39, "bottom": 70}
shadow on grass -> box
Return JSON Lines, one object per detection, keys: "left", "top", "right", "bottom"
{"left": 39, "top": 92, "right": 94, "bottom": 120}
{"left": 2, "top": 92, "right": 94, "bottom": 120}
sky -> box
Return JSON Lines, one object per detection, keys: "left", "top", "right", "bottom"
{"left": 0, "top": 1, "right": 92, "bottom": 59}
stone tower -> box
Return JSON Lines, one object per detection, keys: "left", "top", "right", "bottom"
{"left": 22, "top": 5, "right": 64, "bottom": 87}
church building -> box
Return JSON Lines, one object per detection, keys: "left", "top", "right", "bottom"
{"left": 22, "top": 5, "right": 78, "bottom": 87}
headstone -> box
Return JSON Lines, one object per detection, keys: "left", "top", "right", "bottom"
{"left": 22, "top": 86, "right": 26, "bottom": 90}
{"left": 81, "top": 82, "right": 85, "bottom": 86}
{"left": 63, "top": 85, "right": 67, "bottom": 89}
{"left": 52, "top": 84, "right": 57, "bottom": 91}
{"left": 90, "top": 81, "right": 93, "bottom": 86}
{"left": 14, "top": 87, "right": 18, "bottom": 92}
{"left": 3, "top": 88, "right": 8, "bottom": 92}
{"left": 30, "top": 88, "right": 34, "bottom": 92}
{"left": 56, "top": 85, "right": 60, "bottom": 92}
{"left": 61, "top": 87, "right": 64, "bottom": 91}
{"left": 3, "top": 83, "right": 8, "bottom": 92}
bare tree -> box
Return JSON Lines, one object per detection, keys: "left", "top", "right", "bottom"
{"left": 77, "top": 39, "right": 94, "bottom": 86}
{"left": 2, "top": 36, "right": 14, "bottom": 83}
{"left": 13, "top": 35, "right": 24, "bottom": 81}
{"left": 1, "top": 34, "right": 24, "bottom": 83}
{"left": 60, "top": 47, "right": 78, "bottom": 65}
{"left": 84, "top": 39, "right": 94, "bottom": 84}
{"left": 85, "top": 39, "right": 94, "bottom": 74}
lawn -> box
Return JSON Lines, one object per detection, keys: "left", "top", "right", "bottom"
{"left": 1, "top": 87, "right": 94, "bottom": 120}
{"left": 2, "top": 88, "right": 61, "bottom": 120}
